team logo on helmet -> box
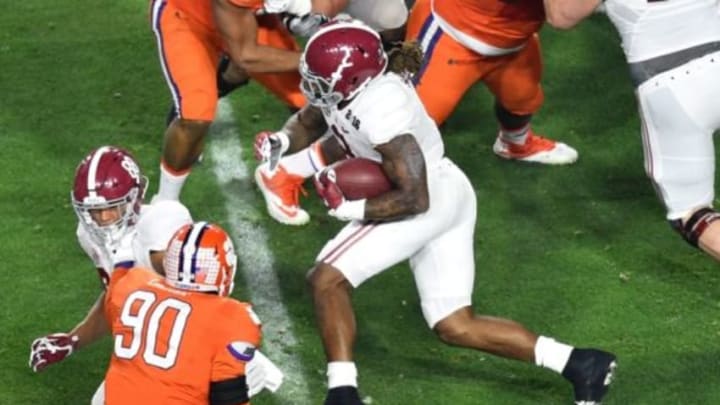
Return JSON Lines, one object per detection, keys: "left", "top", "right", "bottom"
{"left": 71, "top": 146, "right": 147, "bottom": 247}
{"left": 300, "top": 20, "right": 387, "bottom": 107}
{"left": 163, "top": 222, "right": 238, "bottom": 297}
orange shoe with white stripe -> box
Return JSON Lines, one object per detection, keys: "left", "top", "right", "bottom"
{"left": 492, "top": 130, "right": 578, "bottom": 165}
{"left": 254, "top": 163, "right": 310, "bottom": 226}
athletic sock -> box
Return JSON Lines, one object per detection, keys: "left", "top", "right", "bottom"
{"left": 534, "top": 335, "right": 574, "bottom": 374}
{"left": 280, "top": 141, "right": 327, "bottom": 178}
{"left": 327, "top": 361, "right": 358, "bottom": 389}
{"left": 157, "top": 161, "right": 189, "bottom": 201}
{"left": 500, "top": 124, "right": 530, "bottom": 145}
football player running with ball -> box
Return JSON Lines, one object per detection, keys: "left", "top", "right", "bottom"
{"left": 259, "top": 20, "right": 617, "bottom": 405}
{"left": 28, "top": 146, "right": 282, "bottom": 403}
{"left": 543, "top": 0, "right": 720, "bottom": 263}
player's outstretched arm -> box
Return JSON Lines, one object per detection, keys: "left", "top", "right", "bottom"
{"left": 29, "top": 292, "right": 108, "bottom": 372}
{"left": 213, "top": 0, "right": 301, "bottom": 73}
{"left": 68, "top": 291, "right": 110, "bottom": 349}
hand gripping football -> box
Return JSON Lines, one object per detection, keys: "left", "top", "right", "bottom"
{"left": 324, "top": 157, "right": 393, "bottom": 200}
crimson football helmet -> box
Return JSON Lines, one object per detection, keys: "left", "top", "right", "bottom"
{"left": 71, "top": 146, "right": 147, "bottom": 246}
{"left": 300, "top": 20, "right": 387, "bottom": 107}
{"left": 163, "top": 222, "right": 238, "bottom": 297}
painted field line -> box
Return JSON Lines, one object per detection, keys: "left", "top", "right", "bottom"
{"left": 208, "top": 99, "right": 310, "bottom": 403}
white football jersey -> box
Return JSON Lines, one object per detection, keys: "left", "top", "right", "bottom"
{"left": 76, "top": 200, "right": 192, "bottom": 287}
{"left": 321, "top": 73, "right": 445, "bottom": 167}
{"left": 343, "top": 0, "right": 407, "bottom": 31}
{"left": 605, "top": 0, "right": 720, "bottom": 62}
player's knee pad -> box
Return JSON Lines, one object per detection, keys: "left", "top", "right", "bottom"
{"left": 669, "top": 207, "right": 720, "bottom": 247}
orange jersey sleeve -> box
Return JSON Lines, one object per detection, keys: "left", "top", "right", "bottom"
{"left": 104, "top": 273, "right": 262, "bottom": 405}
{"left": 168, "top": 0, "right": 264, "bottom": 30}
{"left": 211, "top": 301, "right": 263, "bottom": 383}
{"left": 433, "top": 0, "right": 545, "bottom": 49}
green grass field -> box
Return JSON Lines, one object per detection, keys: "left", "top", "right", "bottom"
{"left": 4, "top": 1, "right": 720, "bottom": 404}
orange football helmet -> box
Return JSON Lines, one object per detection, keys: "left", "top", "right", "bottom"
{"left": 163, "top": 222, "right": 238, "bottom": 296}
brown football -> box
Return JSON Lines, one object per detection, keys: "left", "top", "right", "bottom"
{"left": 328, "top": 157, "right": 393, "bottom": 200}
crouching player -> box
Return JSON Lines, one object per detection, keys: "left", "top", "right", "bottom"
{"left": 29, "top": 146, "right": 281, "bottom": 403}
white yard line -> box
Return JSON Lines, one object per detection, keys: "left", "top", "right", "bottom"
{"left": 208, "top": 99, "right": 311, "bottom": 403}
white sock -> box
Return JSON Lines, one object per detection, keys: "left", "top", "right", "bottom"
{"left": 500, "top": 124, "right": 530, "bottom": 145}
{"left": 280, "top": 141, "right": 327, "bottom": 178}
{"left": 327, "top": 361, "right": 358, "bottom": 389}
{"left": 157, "top": 162, "right": 189, "bottom": 201}
{"left": 534, "top": 335, "right": 574, "bottom": 374}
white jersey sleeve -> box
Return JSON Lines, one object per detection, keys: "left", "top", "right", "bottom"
{"left": 132, "top": 200, "right": 193, "bottom": 270}
{"left": 343, "top": 0, "right": 407, "bottom": 31}
{"left": 359, "top": 77, "right": 416, "bottom": 146}
{"left": 355, "top": 74, "right": 445, "bottom": 166}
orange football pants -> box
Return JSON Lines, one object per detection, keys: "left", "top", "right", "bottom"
{"left": 406, "top": 0, "right": 544, "bottom": 126}
{"left": 151, "top": 1, "right": 305, "bottom": 122}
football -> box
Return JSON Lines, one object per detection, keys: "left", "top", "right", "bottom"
{"left": 328, "top": 157, "right": 393, "bottom": 200}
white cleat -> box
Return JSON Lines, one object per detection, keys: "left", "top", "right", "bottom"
{"left": 492, "top": 131, "right": 579, "bottom": 165}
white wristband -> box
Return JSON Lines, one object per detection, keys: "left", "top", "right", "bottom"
{"left": 331, "top": 199, "right": 366, "bottom": 221}
{"left": 274, "top": 130, "right": 290, "bottom": 154}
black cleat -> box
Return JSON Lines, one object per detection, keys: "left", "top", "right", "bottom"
{"left": 324, "top": 386, "right": 364, "bottom": 405}
{"left": 562, "top": 348, "right": 617, "bottom": 404}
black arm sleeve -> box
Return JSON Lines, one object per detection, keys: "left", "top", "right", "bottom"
{"left": 209, "top": 375, "right": 249, "bottom": 405}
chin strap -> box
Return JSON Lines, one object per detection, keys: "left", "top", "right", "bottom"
{"left": 669, "top": 207, "right": 720, "bottom": 247}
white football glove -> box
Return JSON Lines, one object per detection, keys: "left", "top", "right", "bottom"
{"left": 262, "top": 0, "right": 311, "bottom": 16}
{"left": 246, "top": 350, "right": 284, "bottom": 396}
{"left": 282, "top": 12, "right": 329, "bottom": 37}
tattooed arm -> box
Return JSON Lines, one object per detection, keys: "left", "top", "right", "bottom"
{"left": 364, "top": 134, "right": 429, "bottom": 221}
{"left": 281, "top": 105, "right": 329, "bottom": 153}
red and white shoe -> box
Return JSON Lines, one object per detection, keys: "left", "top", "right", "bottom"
{"left": 492, "top": 130, "right": 578, "bottom": 165}
{"left": 254, "top": 163, "right": 310, "bottom": 226}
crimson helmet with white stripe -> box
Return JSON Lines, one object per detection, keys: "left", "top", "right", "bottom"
{"left": 163, "top": 222, "right": 238, "bottom": 297}
{"left": 300, "top": 19, "right": 387, "bottom": 107}
{"left": 71, "top": 146, "right": 147, "bottom": 246}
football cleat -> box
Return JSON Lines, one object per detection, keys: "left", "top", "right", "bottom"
{"left": 254, "top": 163, "right": 310, "bottom": 226}
{"left": 492, "top": 130, "right": 578, "bottom": 165}
{"left": 562, "top": 348, "right": 617, "bottom": 405}
{"left": 324, "top": 386, "right": 364, "bottom": 405}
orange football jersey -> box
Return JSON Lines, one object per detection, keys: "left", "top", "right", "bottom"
{"left": 103, "top": 268, "right": 262, "bottom": 405}
{"left": 433, "top": 0, "right": 545, "bottom": 49}
{"left": 168, "top": 0, "right": 264, "bottom": 31}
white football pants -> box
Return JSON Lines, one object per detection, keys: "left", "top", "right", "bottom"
{"left": 637, "top": 50, "right": 720, "bottom": 220}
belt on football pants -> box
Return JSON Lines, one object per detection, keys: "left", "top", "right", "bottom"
{"left": 628, "top": 41, "right": 720, "bottom": 87}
